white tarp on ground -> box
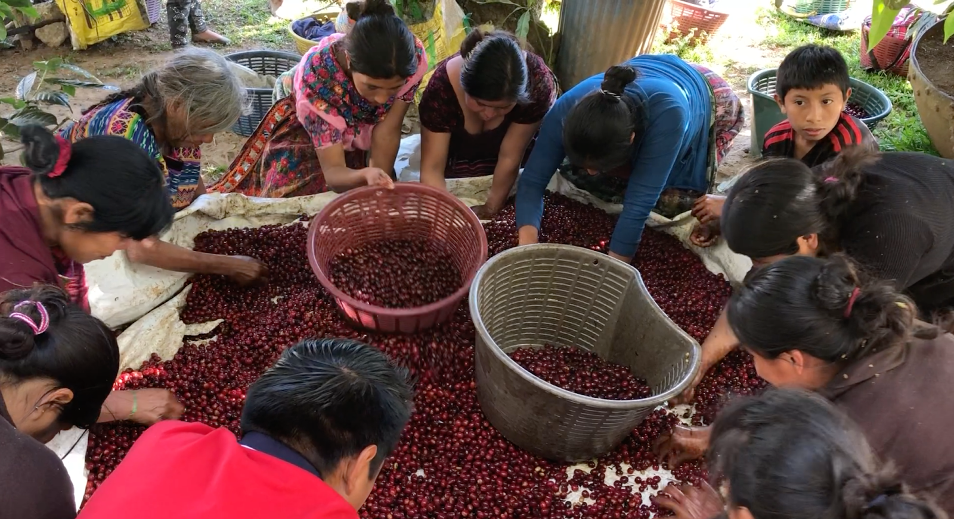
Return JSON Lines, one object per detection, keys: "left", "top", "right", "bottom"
{"left": 52, "top": 135, "right": 752, "bottom": 507}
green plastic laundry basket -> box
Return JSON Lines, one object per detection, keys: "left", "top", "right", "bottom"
{"left": 747, "top": 68, "right": 893, "bottom": 158}
{"left": 793, "top": 0, "right": 851, "bottom": 15}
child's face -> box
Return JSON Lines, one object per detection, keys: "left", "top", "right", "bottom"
{"left": 775, "top": 84, "right": 851, "bottom": 143}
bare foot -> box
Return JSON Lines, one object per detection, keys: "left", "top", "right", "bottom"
{"left": 192, "top": 29, "right": 231, "bottom": 45}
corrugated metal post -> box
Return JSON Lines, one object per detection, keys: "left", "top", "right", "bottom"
{"left": 555, "top": 0, "right": 668, "bottom": 90}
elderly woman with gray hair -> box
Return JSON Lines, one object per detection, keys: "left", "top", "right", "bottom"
{"left": 62, "top": 47, "right": 268, "bottom": 286}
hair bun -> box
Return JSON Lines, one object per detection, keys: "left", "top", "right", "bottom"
{"left": 600, "top": 65, "right": 638, "bottom": 96}
{"left": 460, "top": 27, "right": 486, "bottom": 58}
{"left": 0, "top": 317, "right": 36, "bottom": 360}
{"left": 460, "top": 28, "right": 521, "bottom": 60}
{"left": 0, "top": 285, "right": 70, "bottom": 360}
{"left": 354, "top": 0, "right": 395, "bottom": 19}
{"left": 811, "top": 254, "right": 859, "bottom": 315}
{"left": 20, "top": 125, "right": 60, "bottom": 176}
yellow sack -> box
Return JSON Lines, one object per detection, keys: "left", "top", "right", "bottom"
{"left": 402, "top": 0, "right": 468, "bottom": 104}
{"left": 55, "top": 0, "right": 149, "bottom": 50}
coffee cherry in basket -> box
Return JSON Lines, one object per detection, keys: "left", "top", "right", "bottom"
{"left": 84, "top": 195, "right": 765, "bottom": 519}
{"left": 510, "top": 345, "right": 653, "bottom": 400}
{"left": 844, "top": 101, "right": 870, "bottom": 120}
{"left": 328, "top": 238, "right": 463, "bottom": 308}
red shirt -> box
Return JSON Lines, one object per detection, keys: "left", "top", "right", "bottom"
{"left": 0, "top": 166, "right": 87, "bottom": 308}
{"left": 79, "top": 421, "right": 359, "bottom": 519}
{"left": 761, "top": 112, "right": 874, "bottom": 167}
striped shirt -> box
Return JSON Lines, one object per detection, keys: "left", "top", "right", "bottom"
{"left": 762, "top": 113, "right": 874, "bottom": 167}
{"left": 61, "top": 98, "right": 202, "bottom": 210}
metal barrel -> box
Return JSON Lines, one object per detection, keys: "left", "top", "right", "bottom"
{"left": 555, "top": 0, "right": 668, "bottom": 90}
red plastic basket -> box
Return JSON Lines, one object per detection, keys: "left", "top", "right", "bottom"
{"left": 667, "top": 0, "right": 730, "bottom": 42}
{"left": 860, "top": 17, "right": 914, "bottom": 77}
{"left": 307, "top": 184, "right": 488, "bottom": 333}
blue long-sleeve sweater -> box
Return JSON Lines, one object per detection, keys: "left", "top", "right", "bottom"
{"left": 515, "top": 54, "right": 712, "bottom": 258}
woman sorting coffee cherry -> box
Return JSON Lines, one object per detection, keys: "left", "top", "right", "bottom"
{"left": 0, "top": 126, "right": 184, "bottom": 426}
{"left": 680, "top": 149, "right": 954, "bottom": 403}
{"left": 515, "top": 56, "right": 743, "bottom": 263}
{"left": 418, "top": 28, "right": 558, "bottom": 218}
{"left": 0, "top": 286, "right": 121, "bottom": 517}
{"left": 655, "top": 389, "right": 943, "bottom": 519}
{"left": 657, "top": 254, "right": 954, "bottom": 512}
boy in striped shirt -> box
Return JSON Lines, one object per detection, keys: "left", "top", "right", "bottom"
{"left": 762, "top": 44, "right": 876, "bottom": 166}
{"left": 690, "top": 45, "right": 876, "bottom": 243}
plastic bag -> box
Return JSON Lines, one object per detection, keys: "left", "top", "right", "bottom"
{"left": 55, "top": 0, "right": 149, "bottom": 50}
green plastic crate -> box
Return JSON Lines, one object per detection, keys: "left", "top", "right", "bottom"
{"left": 747, "top": 68, "right": 893, "bottom": 158}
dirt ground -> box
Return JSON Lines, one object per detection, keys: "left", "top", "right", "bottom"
{"left": 0, "top": 1, "right": 789, "bottom": 181}
{"left": 916, "top": 25, "right": 954, "bottom": 95}
{"left": 0, "top": 22, "right": 264, "bottom": 169}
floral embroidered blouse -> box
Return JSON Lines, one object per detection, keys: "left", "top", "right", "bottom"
{"left": 283, "top": 33, "right": 428, "bottom": 152}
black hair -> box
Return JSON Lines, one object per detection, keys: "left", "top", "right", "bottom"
{"left": 345, "top": 0, "right": 418, "bottom": 79}
{"left": 563, "top": 64, "right": 645, "bottom": 172}
{"left": 459, "top": 29, "right": 529, "bottom": 103}
{"left": 727, "top": 254, "right": 917, "bottom": 366}
{"left": 721, "top": 146, "right": 877, "bottom": 259}
{"left": 710, "top": 388, "right": 942, "bottom": 519}
{"left": 241, "top": 338, "right": 413, "bottom": 478}
{"left": 21, "top": 125, "right": 174, "bottom": 241}
{"left": 776, "top": 44, "right": 851, "bottom": 102}
{"left": 0, "top": 285, "right": 119, "bottom": 429}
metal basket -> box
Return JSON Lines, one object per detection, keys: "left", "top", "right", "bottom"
{"left": 225, "top": 50, "right": 301, "bottom": 137}
{"left": 470, "top": 244, "right": 701, "bottom": 462}
{"left": 747, "top": 68, "right": 893, "bottom": 156}
{"left": 308, "top": 184, "right": 488, "bottom": 333}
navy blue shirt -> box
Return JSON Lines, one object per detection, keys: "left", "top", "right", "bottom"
{"left": 515, "top": 54, "right": 711, "bottom": 257}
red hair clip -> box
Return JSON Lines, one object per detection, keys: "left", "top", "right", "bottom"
{"left": 48, "top": 136, "right": 72, "bottom": 178}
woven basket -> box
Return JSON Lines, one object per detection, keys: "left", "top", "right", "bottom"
{"left": 859, "top": 13, "right": 917, "bottom": 77}
{"left": 307, "top": 184, "right": 488, "bottom": 333}
{"left": 667, "top": 0, "right": 730, "bottom": 42}
{"left": 793, "top": 0, "right": 850, "bottom": 15}
{"left": 470, "top": 244, "right": 701, "bottom": 461}
{"left": 225, "top": 50, "right": 301, "bottom": 137}
{"left": 289, "top": 13, "right": 335, "bottom": 55}
{"left": 747, "top": 68, "right": 893, "bottom": 156}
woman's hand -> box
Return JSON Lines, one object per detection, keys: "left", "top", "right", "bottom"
{"left": 653, "top": 482, "right": 724, "bottom": 519}
{"left": 691, "top": 195, "right": 726, "bottom": 225}
{"left": 653, "top": 425, "right": 711, "bottom": 468}
{"left": 129, "top": 389, "right": 185, "bottom": 425}
{"left": 470, "top": 204, "right": 499, "bottom": 220}
{"left": 225, "top": 256, "right": 269, "bottom": 286}
{"left": 671, "top": 350, "right": 718, "bottom": 405}
{"left": 102, "top": 389, "right": 185, "bottom": 426}
{"left": 361, "top": 167, "right": 395, "bottom": 189}
{"left": 689, "top": 221, "right": 721, "bottom": 248}
{"left": 671, "top": 310, "right": 735, "bottom": 405}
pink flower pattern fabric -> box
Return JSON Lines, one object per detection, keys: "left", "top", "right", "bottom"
{"left": 293, "top": 33, "right": 427, "bottom": 152}
{"left": 212, "top": 33, "right": 426, "bottom": 198}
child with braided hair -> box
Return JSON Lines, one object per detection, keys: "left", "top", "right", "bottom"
{"left": 0, "top": 285, "right": 120, "bottom": 517}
